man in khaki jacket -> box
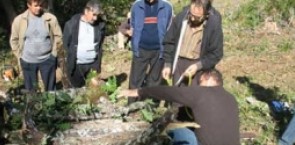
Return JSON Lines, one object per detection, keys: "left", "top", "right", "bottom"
{"left": 10, "top": 0, "right": 62, "bottom": 91}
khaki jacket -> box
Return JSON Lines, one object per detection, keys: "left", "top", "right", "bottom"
{"left": 10, "top": 10, "right": 62, "bottom": 59}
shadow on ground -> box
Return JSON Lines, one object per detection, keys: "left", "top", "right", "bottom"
{"left": 235, "top": 76, "right": 293, "bottom": 137}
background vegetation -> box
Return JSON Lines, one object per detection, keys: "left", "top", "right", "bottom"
{"left": 0, "top": 0, "right": 295, "bottom": 144}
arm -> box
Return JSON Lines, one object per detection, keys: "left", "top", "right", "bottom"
{"left": 63, "top": 21, "right": 71, "bottom": 52}
{"left": 138, "top": 86, "right": 201, "bottom": 108}
{"left": 97, "top": 22, "right": 106, "bottom": 73}
{"left": 163, "top": 17, "right": 178, "bottom": 69}
{"left": 198, "top": 12, "right": 223, "bottom": 70}
{"left": 166, "top": 2, "right": 173, "bottom": 30}
{"left": 162, "top": 15, "right": 179, "bottom": 79}
{"left": 9, "top": 17, "right": 20, "bottom": 58}
{"left": 50, "top": 16, "right": 63, "bottom": 57}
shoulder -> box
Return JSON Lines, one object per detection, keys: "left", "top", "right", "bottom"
{"left": 132, "top": 0, "right": 142, "bottom": 8}
{"left": 65, "top": 14, "right": 81, "bottom": 25}
{"left": 12, "top": 15, "right": 22, "bottom": 24}
{"left": 208, "top": 7, "right": 222, "bottom": 23}
{"left": 43, "top": 12, "right": 59, "bottom": 22}
{"left": 13, "top": 11, "right": 27, "bottom": 24}
{"left": 161, "top": 0, "right": 173, "bottom": 8}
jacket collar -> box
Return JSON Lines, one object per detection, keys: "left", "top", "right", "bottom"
{"left": 138, "top": 0, "right": 165, "bottom": 10}
{"left": 21, "top": 9, "right": 51, "bottom": 21}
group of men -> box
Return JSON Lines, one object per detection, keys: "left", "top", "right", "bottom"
{"left": 8, "top": 0, "right": 294, "bottom": 144}
{"left": 10, "top": 0, "right": 105, "bottom": 90}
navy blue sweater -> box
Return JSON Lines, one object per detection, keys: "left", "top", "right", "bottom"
{"left": 139, "top": 1, "right": 160, "bottom": 50}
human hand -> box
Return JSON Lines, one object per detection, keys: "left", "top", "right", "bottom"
{"left": 162, "top": 67, "right": 171, "bottom": 80}
{"left": 127, "top": 29, "right": 133, "bottom": 36}
{"left": 118, "top": 89, "right": 139, "bottom": 98}
{"left": 184, "top": 64, "right": 198, "bottom": 77}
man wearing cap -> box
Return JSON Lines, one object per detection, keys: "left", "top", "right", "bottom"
{"left": 63, "top": 0, "right": 105, "bottom": 88}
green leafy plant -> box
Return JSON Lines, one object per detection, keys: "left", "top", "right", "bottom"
{"left": 101, "top": 76, "right": 117, "bottom": 93}
{"left": 141, "top": 109, "right": 154, "bottom": 122}
{"left": 85, "top": 69, "right": 99, "bottom": 85}
{"left": 100, "top": 76, "right": 119, "bottom": 102}
{"left": 140, "top": 99, "right": 157, "bottom": 122}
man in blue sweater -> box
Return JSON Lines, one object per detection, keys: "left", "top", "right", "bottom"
{"left": 128, "top": 0, "right": 173, "bottom": 104}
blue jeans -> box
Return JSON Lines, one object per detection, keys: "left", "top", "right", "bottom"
{"left": 279, "top": 114, "right": 295, "bottom": 145}
{"left": 168, "top": 128, "right": 198, "bottom": 145}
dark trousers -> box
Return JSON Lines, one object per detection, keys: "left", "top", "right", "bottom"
{"left": 20, "top": 55, "right": 57, "bottom": 91}
{"left": 69, "top": 61, "right": 98, "bottom": 88}
{"left": 173, "top": 58, "right": 200, "bottom": 121}
{"left": 128, "top": 49, "right": 164, "bottom": 103}
{"left": 173, "top": 57, "right": 200, "bottom": 86}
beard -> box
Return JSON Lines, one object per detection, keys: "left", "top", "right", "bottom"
{"left": 189, "top": 15, "right": 205, "bottom": 27}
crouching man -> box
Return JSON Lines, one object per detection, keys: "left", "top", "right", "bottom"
{"left": 119, "top": 69, "right": 240, "bottom": 145}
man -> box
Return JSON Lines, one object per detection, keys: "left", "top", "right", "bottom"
{"left": 120, "top": 69, "right": 240, "bottom": 145}
{"left": 117, "top": 12, "right": 132, "bottom": 50}
{"left": 162, "top": 0, "right": 223, "bottom": 86}
{"left": 63, "top": 0, "right": 105, "bottom": 88}
{"left": 279, "top": 112, "right": 295, "bottom": 145}
{"left": 128, "top": 0, "right": 173, "bottom": 103}
{"left": 10, "top": 0, "right": 62, "bottom": 91}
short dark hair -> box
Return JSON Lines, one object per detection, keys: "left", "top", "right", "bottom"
{"left": 190, "top": 0, "right": 212, "bottom": 15}
{"left": 27, "top": 0, "right": 46, "bottom": 5}
{"left": 85, "top": 0, "right": 103, "bottom": 14}
{"left": 197, "top": 69, "right": 223, "bottom": 85}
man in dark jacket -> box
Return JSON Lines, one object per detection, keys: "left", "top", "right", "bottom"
{"left": 63, "top": 0, "right": 105, "bottom": 88}
{"left": 119, "top": 69, "right": 240, "bottom": 145}
{"left": 162, "top": 0, "right": 223, "bottom": 86}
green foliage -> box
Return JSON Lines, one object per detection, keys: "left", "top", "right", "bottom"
{"left": 100, "top": 76, "right": 118, "bottom": 102}
{"left": 171, "top": 0, "right": 190, "bottom": 14}
{"left": 140, "top": 99, "right": 158, "bottom": 122}
{"left": 141, "top": 109, "right": 154, "bottom": 122}
{"left": 7, "top": 113, "right": 22, "bottom": 130}
{"left": 233, "top": 0, "right": 267, "bottom": 28}
{"left": 233, "top": 0, "right": 295, "bottom": 28}
{"left": 56, "top": 122, "right": 71, "bottom": 131}
{"left": 101, "top": 76, "right": 117, "bottom": 93}
{"left": 264, "top": 0, "right": 295, "bottom": 21}
{"left": 86, "top": 69, "right": 98, "bottom": 81}
{"left": 277, "top": 39, "right": 294, "bottom": 52}
{"left": 7, "top": 91, "right": 100, "bottom": 135}
{"left": 85, "top": 69, "right": 99, "bottom": 86}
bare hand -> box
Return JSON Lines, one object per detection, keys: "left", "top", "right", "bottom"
{"left": 162, "top": 67, "right": 171, "bottom": 80}
{"left": 126, "top": 29, "right": 133, "bottom": 37}
{"left": 184, "top": 64, "right": 198, "bottom": 77}
{"left": 118, "top": 89, "right": 139, "bottom": 98}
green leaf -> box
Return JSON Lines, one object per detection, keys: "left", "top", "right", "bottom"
{"left": 56, "top": 123, "right": 71, "bottom": 131}
{"left": 141, "top": 109, "right": 154, "bottom": 122}
{"left": 101, "top": 76, "right": 117, "bottom": 94}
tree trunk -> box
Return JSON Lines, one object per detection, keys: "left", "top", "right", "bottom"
{"left": 0, "top": 0, "right": 16, "bottom": 25}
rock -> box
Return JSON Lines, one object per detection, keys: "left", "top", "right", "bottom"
{"left": 52, "top": 119, "right": 150, "bottom": 145}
